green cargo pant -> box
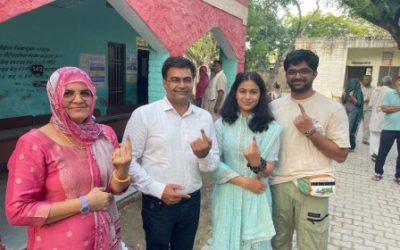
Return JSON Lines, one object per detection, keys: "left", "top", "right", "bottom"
{"left": 270, "top": 181, "right": 329, "bottom": 250}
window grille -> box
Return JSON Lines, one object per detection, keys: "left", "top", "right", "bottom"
{"left": 108, "top": 42, "right": 125, "bottom": 105}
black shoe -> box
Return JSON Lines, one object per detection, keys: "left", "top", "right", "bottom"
{"left": 371, "top": 154, "right": 377, "bottom": 162}
{"left": 363, "top": 141, "right": 369, "bottom": 145}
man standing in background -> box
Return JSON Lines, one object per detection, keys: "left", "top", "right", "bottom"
{"left": 368, "top": 76, "right": 392, "bottom": 161}
{"left": 361, "top": 75, "right": 373, "bottom": 145}
{"left": 202, "top": 60, "right": 227, "bottom": 121}
{"left": 372, "top": 76, "right": 400, "bottom": 183}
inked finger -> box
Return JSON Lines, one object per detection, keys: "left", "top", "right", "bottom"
{"left": 200, "top": 129, "right": 210, "bottom": 143}
{"left": 298, "top": 104, "right": 306, "bottom": 115}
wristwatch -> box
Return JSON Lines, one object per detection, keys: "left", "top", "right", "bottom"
{"left": 80, "top": 195, "right": 90, "bottom": 214}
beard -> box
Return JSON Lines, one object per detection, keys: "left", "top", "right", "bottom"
{"left": 287, "top": 79, "right": 313, "bottom": 93}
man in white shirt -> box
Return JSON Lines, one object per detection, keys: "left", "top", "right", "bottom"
{"left": 202, "top": 60, "right": 227, "bottom": 121}
{"left": 124, "top": 56, "right": 219, "bottom": 250}
{"left": 270, "top": 50, "right": 350, "bottom": 250}
{"left": 368, "top": 75, "right": 392, "bottom": 161}
{"left": 361, "top": 75, "right": 373, "bottom": 145}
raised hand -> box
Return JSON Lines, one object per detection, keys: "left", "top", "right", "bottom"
{"left": 244, "top": 136, "right": 261, "bottom": 167}
{"left": 86, "top": 187, "right": 112, "bottom": 211}
{"left": 161, "top": 184, "right": 191, "bottom": 205}
{"left": 112, "top": 136, "right": 132, "bottom": 177}
{"left": 293, "top": 104, "right": 313, "bottom": 134}
{"left": 190, "top": 129, "right": 212, "bottom": 158}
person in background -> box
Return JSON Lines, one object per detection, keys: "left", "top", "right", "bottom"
{"left": 6, "top": 67, "right": 133, "bottom": 249}
{"left": 269, "top": 82, "right": 282, "bottom": 101}
{"left": 211, "top": 72, "right": 281, "bottom": 249}
{"left": 0, "top": 235, "right": 5, "bottom": 250}
{"left": 195, "top": 65, "right": 210, "bottom": 107}
{"left": 124, "top": 56, "right": 219, "bottom": 250}
{"left": 369, "top": 75, "right": 392, "bottom": 162}
{"left": 372, "top": 76, "right": 400, "bottom": 184}
{"left": 202, "top": 60, "right": 227, "bottom": 121}
{"left": 270, "top": 49, "right": 349, "bottom": 250}
{"left": 360, "top": 75, "right": 373, "bottom": 145}
{"left": 342, "top": 78, "right": 364, "bottom": 151}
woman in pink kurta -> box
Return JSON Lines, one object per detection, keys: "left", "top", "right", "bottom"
{"left": 6, "top": 67, "right": 133, "bottom": 250}
{"left": 195, "top": 65, "right": 210, "bottom": 107}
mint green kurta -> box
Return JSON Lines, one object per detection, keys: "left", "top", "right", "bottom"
{"left": 211, "top": 116, "right": 282, "bottom": 250}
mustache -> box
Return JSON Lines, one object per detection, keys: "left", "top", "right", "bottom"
{"left": 290, "top": 79, "right": 306, "bottom": 83}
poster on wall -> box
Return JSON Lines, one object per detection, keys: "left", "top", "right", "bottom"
{"left": 126, "top": 49, "right": 137, "bottom": 83}
{"left": 79, "top": 54, "right": 105, "bottom": 85}
{"left": 381, "top": 51, "right": 394, "bottom": 66}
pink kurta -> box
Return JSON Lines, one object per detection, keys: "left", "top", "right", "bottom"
{"left": 6, "top": 125, "right": 122, "bottom": 250}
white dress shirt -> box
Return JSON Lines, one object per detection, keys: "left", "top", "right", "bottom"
{"left": 124, "top": 97, "right": 219, "bottom": 199}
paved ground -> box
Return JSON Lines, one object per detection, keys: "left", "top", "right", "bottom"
{"left": 119, "top": 134, "right": 400, "bottom": 250}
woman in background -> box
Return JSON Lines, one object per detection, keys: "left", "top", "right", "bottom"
{"left": 195, "top": 65, "right": 210, "bottom": 106}
{"left": 6, "top": 67, "right": 132, "bottom": 249}
{"left": 211, "top": 72, "right": 281, "bottom": 250}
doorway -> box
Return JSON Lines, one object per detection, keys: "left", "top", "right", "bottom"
{"left": 137, "top": 49, "right": 149, "bottom": 105}
{"left": 345, "top": 66, "right": 372, "bottom": 84}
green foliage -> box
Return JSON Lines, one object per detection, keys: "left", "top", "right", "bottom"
{"left": 283, "top": 10, "right": 387, "bottom": 37}
{"left": 245, "top": 0, "right": 291, "bottom": 71}
{"left": 185, "top": 32, "right": 219, "bottom": 68}
{"left": 339, "top": 0, "right": 400, "bottom": 48}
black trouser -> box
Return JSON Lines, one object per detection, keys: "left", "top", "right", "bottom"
{"left": 374, "top": 130, "right": 400, "bottom": 178}
{"left": 141, "top": 190, "right": 201, "bottom": 250}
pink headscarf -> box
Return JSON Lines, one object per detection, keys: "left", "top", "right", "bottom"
{"left": 47, "top": 66, "right": 102, "bottom": 145}
{"left": 196, "top": 65, "right": 210, "bottom": 99}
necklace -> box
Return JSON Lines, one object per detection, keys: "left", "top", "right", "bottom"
{"left": 59, "top": 132, "right": 86, "bottom": 150}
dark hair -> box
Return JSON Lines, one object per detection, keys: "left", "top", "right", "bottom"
{"left": 362, "top": 75, "right": 371, "bottom": 79}
{"left": 213, "top": 60, "right": 222, "bottom": 66}
{"left": 284, "top": 49, "right": 319, "bottom": 72}
{"left": 162, "top": 56, "right": 196, "bottom": 80}
{"left": 220, "top": 71, "right": 274, "bottom": 133}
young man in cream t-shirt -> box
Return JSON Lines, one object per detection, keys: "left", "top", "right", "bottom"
{"left": 270, "top": 49, "right": 350, "bottom": 250}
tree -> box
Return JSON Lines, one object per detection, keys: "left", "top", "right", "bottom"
{"left": 245, "top": 0, "right": 292, "bottom": 71}
{"left": 185, "top": 32, "right": 219, "bottom": 69}
{"left": 284, "top": 10, "right": 389, "bottom": 38}
{"left": 339, "top": 0, "right": 400, "bottom": 49}
{"left": 262, "top": 0, "right": 318, "bottom": 87}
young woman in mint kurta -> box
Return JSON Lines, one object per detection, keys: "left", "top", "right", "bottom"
{"left": 211, "top": 72, "right": 281, "bottom": 250}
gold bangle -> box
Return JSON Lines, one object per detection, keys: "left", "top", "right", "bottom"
{"left": 112, "top": 171, "right": 131, "bottom": 183}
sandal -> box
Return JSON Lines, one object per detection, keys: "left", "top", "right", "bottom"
{"left": 371, "top": 174, "right": 383, "bottom": 181}
{"left": 394, "top": 178, "right": 400, "bottom": 185}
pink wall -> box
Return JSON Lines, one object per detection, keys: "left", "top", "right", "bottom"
{"left": 0, "top": 0, "right": 247, "bottom": 70}
{"left": 126, "top": 0, "right": 247, "bottom": 70}
{"left": 0, "top": 0, "right": 53, "bottom": 23}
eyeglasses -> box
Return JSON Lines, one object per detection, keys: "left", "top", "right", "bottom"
{"left": 286, "top": 69, "right": 314, "bottom": 76}
{"left": 63, "top": 90, "right": 93, "bottom": 102}
{"left": 166, "top": 77, "right": 193, "bottom": 85}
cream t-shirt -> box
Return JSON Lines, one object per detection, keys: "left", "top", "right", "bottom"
{"left": 270, "top": 92, "right": 350, "bottom": 185}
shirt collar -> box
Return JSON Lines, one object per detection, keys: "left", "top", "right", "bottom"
{"left": 161, "top": 96, "right": 195, "bottom": 116}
